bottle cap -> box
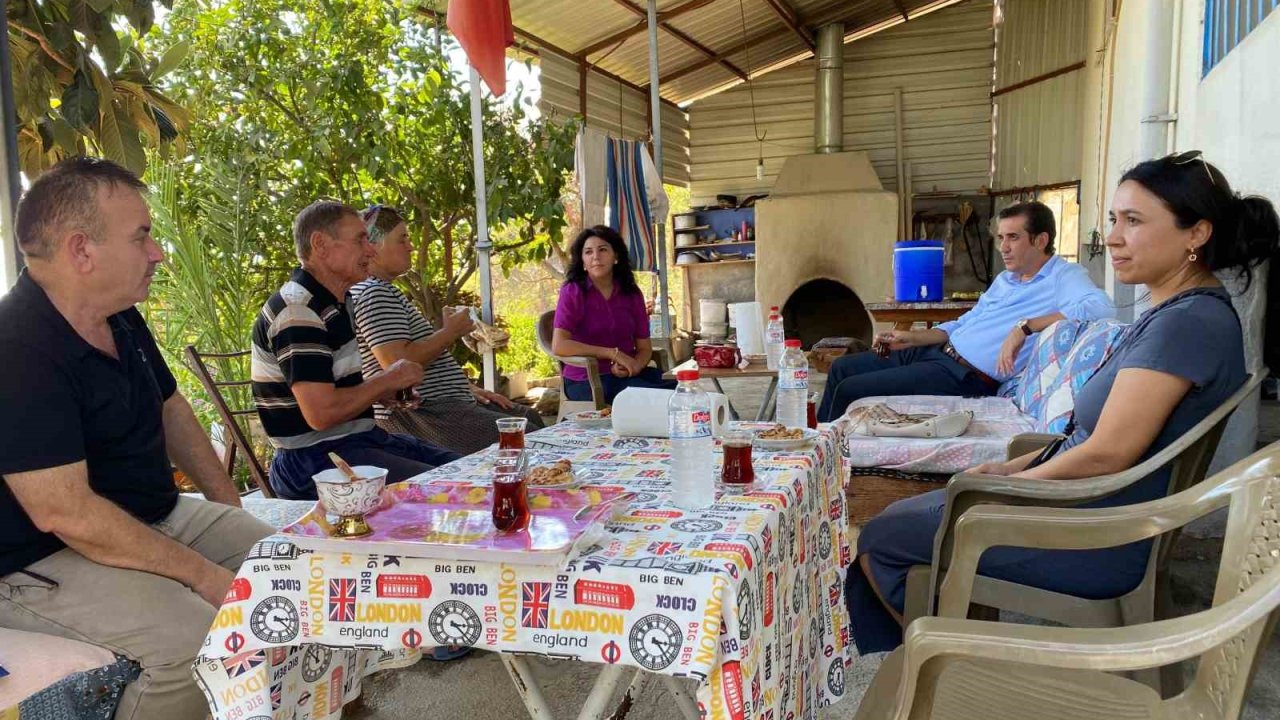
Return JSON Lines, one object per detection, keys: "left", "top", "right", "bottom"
{"left": 676, "top": 369, "right": 700, "bottom": 382}
{"left": 770, "top": 306, "right": 779, "bottom": 312}
{"left": 785, "top": 339, "right": 801, "bottom": 348}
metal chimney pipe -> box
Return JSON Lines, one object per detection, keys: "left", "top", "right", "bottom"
{"left": 815, "top": 23, "right": 845, "bottom": 154}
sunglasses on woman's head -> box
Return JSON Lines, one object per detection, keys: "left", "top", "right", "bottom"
{"left": 1168, "top": 150, "right": 1216, "bottom": 187}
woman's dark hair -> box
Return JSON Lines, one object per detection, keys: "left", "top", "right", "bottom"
{"left": 564, "top": 225, "right": 640, "bottom": 295}
{"left": 1120, "top": 152, "right": 1279, "bottom": 290}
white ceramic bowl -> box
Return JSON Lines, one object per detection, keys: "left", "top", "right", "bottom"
{"left": 313, "top": 466, "right": 388, "bottom": 517}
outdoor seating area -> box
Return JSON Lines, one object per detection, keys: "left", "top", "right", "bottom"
{"left": 3, "top": 1, "right": 1280, "bottom": 720}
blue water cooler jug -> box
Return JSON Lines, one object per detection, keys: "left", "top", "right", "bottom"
{"left": 893, "top": 240, "right": 945, "bottom": 302}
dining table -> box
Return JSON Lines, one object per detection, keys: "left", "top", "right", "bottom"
{"left": 195, "top": 421, "right": 852, "bottom": 720}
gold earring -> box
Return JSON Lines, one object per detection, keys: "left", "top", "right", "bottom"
{"left": 1189, "top": 251, "right": 1198, "bottom": 262}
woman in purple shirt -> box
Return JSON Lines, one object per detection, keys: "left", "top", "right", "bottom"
{"left": 552, "top": 226, "right": 677, "bottom": 404}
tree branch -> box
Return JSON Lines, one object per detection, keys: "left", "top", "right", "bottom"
{"left": 8, "top": 21, "right": 76, "bottom": 73}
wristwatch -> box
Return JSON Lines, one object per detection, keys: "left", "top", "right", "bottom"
{"left": 1017, "top": 319, "right": 1033, "bottom": 336}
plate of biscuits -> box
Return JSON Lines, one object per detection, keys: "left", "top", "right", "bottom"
{"left": 527, "top": 459, "right": 578, "bottom": 487}
{"left": 571, "top": 407, "right": 613, "bottom": 429}
{"left": 751, "top": 424, "right": 819, "bottom": 451}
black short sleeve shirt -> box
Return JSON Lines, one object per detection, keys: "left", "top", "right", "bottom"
{"left": 0, "top": 271, "right": 180, "bottom": 576}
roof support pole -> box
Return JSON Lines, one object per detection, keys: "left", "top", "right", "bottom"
{"left": 647, "top": 0, "right": 671, "bottom": 339}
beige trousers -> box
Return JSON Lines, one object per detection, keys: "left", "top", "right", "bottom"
{"left": 0, "top": 497, "right": 273, "bottom": 719}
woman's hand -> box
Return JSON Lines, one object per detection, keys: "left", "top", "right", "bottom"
{"left": 996, "top": 326, "right": 1027, "bottom": 377}
{"left": 965, "top": 461, "right": 1012, "bottom": 476}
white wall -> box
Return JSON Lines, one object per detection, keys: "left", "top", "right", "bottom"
{"left": 1098, "top": 0, "right": 1278, "bottom": 472}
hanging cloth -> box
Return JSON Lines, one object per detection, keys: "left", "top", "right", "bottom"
{"left": 575, "top": 126, "right": 610, "bottom": 228}
{"left": 606, "top": 137, "right": 657, "bottom": 272}
{"left": 446, "top": 0, "right": 514, "bottom": 95}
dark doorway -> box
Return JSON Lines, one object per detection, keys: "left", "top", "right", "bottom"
{"left": 781, "top": 278, "right": 872, "bottom": 349}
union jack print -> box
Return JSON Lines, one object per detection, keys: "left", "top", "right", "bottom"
{"left": 222, "top": 650, "right": 265, "bottom": 678}
{"left": 521, "top": 582, "right": 550, "bottom": 628}
{"left": 328, "top": 578, "right": 356, "bottom": 622}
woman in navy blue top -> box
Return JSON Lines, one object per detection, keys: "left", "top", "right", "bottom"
{"left": 848, "top": 152, "right": 1280, "bottom": 654}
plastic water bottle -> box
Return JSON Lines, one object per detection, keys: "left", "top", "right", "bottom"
{"left": 765, "top": 308, "right": 785, "bottom": 371}
{"left": 777, "top": 339, "right": 809, "bottom": 428}
{"left": 668, "top": 369, "right": 715, "bottom": 509}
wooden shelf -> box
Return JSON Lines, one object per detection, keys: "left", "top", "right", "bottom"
{"left": 678, "top": 258, "right": 756, "bottom": 269}
{"left": 675, "top": 240, "right": 755, "bottom": 252}
{"left": 673, "top": 225, "right": 710, "bottom": 233}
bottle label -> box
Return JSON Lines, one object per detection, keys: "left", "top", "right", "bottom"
{"left": 779, "top": 368, "right": 809, "bottom": 390}
{"left": 766, "top": 329, "right": 784, "bottom": 344}
{"left": 669, "top": 409, "right": 713, "bottom": 439}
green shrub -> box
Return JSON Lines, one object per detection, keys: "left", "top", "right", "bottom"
{"left": 499, "top": 312, "right": 558, "bottom": 379}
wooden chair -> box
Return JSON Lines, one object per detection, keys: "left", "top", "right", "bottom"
{"left": 184, "top": 346, "right": 274, "bottom": 498}
{"left": 903, "top": 371, "right": 1265, "bottom": 693}
{"left": 856, "top": 440, "right": 1280, "bottom": 720}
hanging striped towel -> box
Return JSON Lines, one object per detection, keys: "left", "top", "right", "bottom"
{"left": 606, "top": 137, "right": 657, "bottom": 272}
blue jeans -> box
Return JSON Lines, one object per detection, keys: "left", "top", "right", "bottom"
{"left": 816, "top": 344, "right": 996, "bottom": 422}
{"left": 563, "top": 367, "right": 678, "bottom": 405}
{"left": 269, "top": 427, "right": 462, "bottom": 500}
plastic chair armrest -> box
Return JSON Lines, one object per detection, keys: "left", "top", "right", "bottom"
{"left": 1007, "top": 433, "right": 1065, "bottom": 460}
{"left": 935, "top": 489, "right": 1233, "bottom": 616}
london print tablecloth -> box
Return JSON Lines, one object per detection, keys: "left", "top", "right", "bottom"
{"left": 196, "top": 423, "right": 852, "bottom": 720}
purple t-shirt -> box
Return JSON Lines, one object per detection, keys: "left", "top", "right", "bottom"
{"left": 553, "top": 281, "right": 649, "bottom": 382}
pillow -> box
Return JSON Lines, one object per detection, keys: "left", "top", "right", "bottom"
{"left": 1035, "top": 320, "right": 1128, "bottom": 433}
{"left": 1008, "top": 320, "right": 1088, "bottom": 416}
{"left": 0, "top": 628, "right": 118, "bottom": 707}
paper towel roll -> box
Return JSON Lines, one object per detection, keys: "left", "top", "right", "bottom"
{"left": 611, "top": 388, "right": 730, "bottom": 438}
{"left": 699, "top": 298, "right": 728, "bottom": 325}
{"left": 728, "top": 301, "right": 764, "bottom": 356}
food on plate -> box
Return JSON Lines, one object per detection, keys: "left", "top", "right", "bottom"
{"left": 579, "top": 407, "right": 613, "bottom": 420}
{"left": 757, "top": 424, "right": 804, "bottom": 440}
{"left": 528, "top": 459, "right": 574, "bottom": 486}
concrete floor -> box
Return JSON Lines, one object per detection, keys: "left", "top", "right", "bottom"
{"left": 345, "top": 376, "right": 1280, "bottom": 720}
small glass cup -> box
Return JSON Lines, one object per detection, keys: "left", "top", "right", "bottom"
{"left": 807, "top": 392, "right": 819, "bottom": 429}
{"left": 721, "top": 428, "right": 755, "bottom": 485}
{"left": 492, "top": 449, "right": 530, "bottom": 532}
{"left": 497, "top": 417, "right": 528, "bottom": 450}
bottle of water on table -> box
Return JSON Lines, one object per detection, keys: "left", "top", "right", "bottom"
{"left": 777, "top": 339, "right": 809, "bottom": 428}
{"left": 765, "top": 307, "right": 785, "bottom": 371}
{"left": 668, "top": 369, "right": 714, "bottom": 509}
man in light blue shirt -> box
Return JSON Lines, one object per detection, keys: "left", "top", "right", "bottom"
{"left": 818, "top": 201, "right": 1115, "bottom": 421}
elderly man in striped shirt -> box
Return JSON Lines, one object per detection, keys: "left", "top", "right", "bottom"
{"left": 251, "top": 201, "right": 461, "bottom": 500}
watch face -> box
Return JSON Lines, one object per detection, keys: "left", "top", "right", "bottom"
{"left": 671, "top": 519, "right": 722, "bottom": 534}
{"left": 300, "top": 645, "right": 332, "bottom": 682}
{"left": 428, "top": 600, "right": 482, "bottom": 647}
{"left": 628, "top": 614, "right": 682, "bottom": 671}
{"left": 250, "top": 596, "right": 300, "bottom": 644}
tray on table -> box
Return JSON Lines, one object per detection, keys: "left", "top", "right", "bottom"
{"left": 281, "top": 482, "right": 632, "bottom": 565}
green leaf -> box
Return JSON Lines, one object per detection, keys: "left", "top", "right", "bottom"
{"left": 124, "top": 0, "right": 154, "bottom": 35}
{"left": 153, "top": 40, "right": 191, "bottom": 78}
{"left": 87, "top": 0, "right": 114, "bottom": 12}
{"left": 60, "top": 70, "right": 100, "bottom": 130}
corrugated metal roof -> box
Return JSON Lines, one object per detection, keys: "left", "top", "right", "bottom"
{"left": 687, "top": 0, "right": 994, "bottom": 203}
{"left": 991, "top": 0, "right": 1088, "bottom": 189}
{"left": 421, "top": 0, "right": 974, "bottom": 105}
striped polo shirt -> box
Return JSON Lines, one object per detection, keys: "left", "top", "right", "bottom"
{"left": 349, "top": 277, "right": 474, "bottom": 420}
{"left": 251, "top": 268, "right": 375, "bottom": 449}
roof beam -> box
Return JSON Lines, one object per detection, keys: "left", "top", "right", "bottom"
{"left": 892, "top": 0, "right": 911, "bottom": 22}
{"left": 762, "top": 0, "right": 815, "bottom": 51}
{"left": 660, "top": 24, "right": 794, "bottom": 84}
{"left": 577, "top": 0, "right": 719, "bottom": 57}
{"left": 606, "top": 0, "right": 750, "bottom": 81}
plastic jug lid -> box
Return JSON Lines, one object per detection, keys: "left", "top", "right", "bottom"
{"left": 785, "top": 339, "right": 801, "bottom": 348}
{"left": 676, "top": 369, "right": 700, "bottom": 382}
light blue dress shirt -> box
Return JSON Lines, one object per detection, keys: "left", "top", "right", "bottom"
{"left": 936, "top": 255, "right": 1116, "bottom": 380}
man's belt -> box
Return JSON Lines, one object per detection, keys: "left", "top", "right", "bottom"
{"left": 940, "top": 342, "right": 1000, "bottom": 389}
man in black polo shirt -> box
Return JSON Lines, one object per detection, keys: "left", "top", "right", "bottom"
{"left": 0, "top": 158, "right": 274, "bottom": 719}
{"left": 251, "top": 201, "right": 461, "bottom": 499}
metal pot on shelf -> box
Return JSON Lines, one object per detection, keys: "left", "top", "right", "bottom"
{"left": 673, "top": 214, "right": 698, "bottom": 230}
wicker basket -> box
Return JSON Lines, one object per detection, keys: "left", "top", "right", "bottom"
{"left": 847, "top": 471, "right": 948, "bottom": 526}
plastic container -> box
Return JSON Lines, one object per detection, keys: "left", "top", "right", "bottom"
{"left": 765, "top": 307, "right": 785, "bottom": 371}
{"left": 776, "top": 339, "right": 809, "bottom": 428}
{"left": 893, "top": 240, "right": 945, "bottom": 302}
{"left": 668, "top": 369, "right": 715, "bottom": 509}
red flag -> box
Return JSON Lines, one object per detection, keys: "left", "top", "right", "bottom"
{"left": 447, "top": 0, "right": 514, "bottom": 96}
